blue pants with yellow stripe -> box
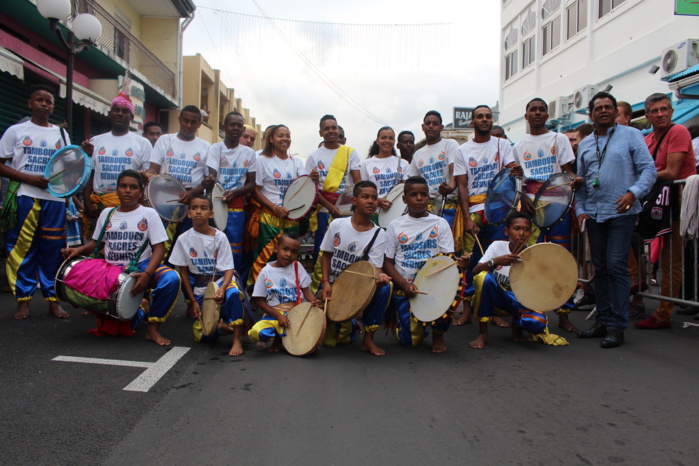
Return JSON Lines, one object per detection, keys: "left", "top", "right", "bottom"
{"left": 193, "top": 275, "right": 245, "bottom": 343}
{"left": 392, "top": 292, "right": 451, "bottom": 348}
{"left": 135, "top": 258, "right": 180, "bottom": 323}
{"left": 323, "top": 283, "right": 392, "bottom": 347}
{"left": 5, "top": 196, "right": 65, "bottom": 302}
{"left": 224, "top": 208, "right": 245, "bottom": 270}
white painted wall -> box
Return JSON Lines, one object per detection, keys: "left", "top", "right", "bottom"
{"left": 499, "top": 0, "right": 699, "bottom": 141}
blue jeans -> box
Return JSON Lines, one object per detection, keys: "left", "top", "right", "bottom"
{"left": 586, "top": 214, "right": 635, "bottom": 330}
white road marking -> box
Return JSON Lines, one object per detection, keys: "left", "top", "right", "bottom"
{"left": 53, "top": 346, "right": 190, "bottom": 393}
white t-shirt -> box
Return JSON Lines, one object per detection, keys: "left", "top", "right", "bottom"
{"left": 92, "top": 205, "right": 168, "bottom": 267}
{"left": 453, "top": 137, "right": 514, "bottom": 213}
{"left": 206, "top": 142, "right": 257, "bottom": 192}
{"left": 304, "top": 145, "right": 361, "bottom": 193}
{"left": 90, "top": 131, "right": 151, "bottom": 193}
{"left": 0, "top": 120, "right": 70, "bottom": 202}
{"left": 252, "top": 261, "right": 311, "bottom": 307}
{"left": 169, "top": 228, "right": 234, "bottom": 296}
{"left": 408, "top": 138, "right": 459, "bottom": 199}
{"left": 512, "top": 132, "right": 575, "bottom": 184}
{"left": 150, "top": 133, "right": 210, "bottom": 188}
{"left": 360, "top": 155, "right": 409, "bottom": 197}
{"left": 692, "top": 136, "right": 699, "bottom": 166}
{"left": 255, "top": 154, "right": 307, "bottom": 206}
{"left": 319, "top": 217, "right": 386, "bottom": 283}
{"left": 384, "top": 213, "right": 453, "bottom": 284}
{"left": 478, "top": 240, "right": 524, "bottom": 291}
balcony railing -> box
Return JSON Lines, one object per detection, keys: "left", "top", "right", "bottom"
{"left": 72, "top": 0, "right": 177, "bottom": 100}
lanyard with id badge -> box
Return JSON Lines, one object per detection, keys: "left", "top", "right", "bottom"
{"left": 592, "top": 125, "right": 616, "bottom": 189}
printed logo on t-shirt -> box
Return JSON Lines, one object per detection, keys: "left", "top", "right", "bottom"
{"left": 119, "top": 221, "right": 127, "bottom": 230}
{"left": 112, "top": 149, "right": 119, "bottom": 156}
{"left": 40, "top": 140, "right": 47, "bottom": 148}
{"left": 193, "top": 152, "right": 201, "bottom": 162}
{"left": 98, "top": 147, "right": 106, "bottom": 155}
{"left": 280, "top": 278, "right": 287, "bottom": 287}
{"left": 523, "top": 152, "right": 533, "bottom": 161}
{"left": 286, "top": 172, "right": 292, "bottom": 178}
{"left": 469, "top": 157, "right": 477, "bottom": 168}
{"left": 137, "top": 217, "right": 148, "bottom": 231}
{"left": 265, "top": 278, "right": 273, "bottom": 288}
{"left": 221, "top": 158, "right": 229, "bottom": 167}
{"left": 179, "top": 152, "right": 186, "bottom": 159}
{"left": 398, "top": 232, "right": 409, "bottom": 244}
{"left": 22, "top": 136, "right": 32, "bottom": 146}
{"left": 106, "top": 220, "right": 112, "bottom": 230}
{"left": 348, "top": 241, "right": 357, "bottom": 253}
{"left": 125, "top": 148, "right": 134, "bottom": 157}
{"left": 538, "top": 149, "right": 545, "bottom": 158}
{"left": 333, "top": 233, "right": 341, "bottom": 247}
{"left": 373, "top": 167, "right": 380, "bottom": 175}
{"left": 189, "top": 247, "right": 198, "bottom": 258}
{"left": 438, "top": 151, "right": 446, "bottom": 161}
{"left": 55, "top": 140, "right": 62, "bottom": 149}
{"left": 418, "top": 159, "right": 425, "bottom": 167}
{"left": 166, "top": 148, "right": 174, "bottom": 157}
{"left": 243, "top": 159, "right": 249, "bottom": 168}
{"left": 273, "top": 169, "right": 281, "bottom": 179}
{"left": 551, "top": 145, "right": 557, "bottom": 155}
{"left": 318, "top": 161, "right": 325, "bottom": 170}
{"left": 429, "top": 226, "right": 438, "bottom": 238}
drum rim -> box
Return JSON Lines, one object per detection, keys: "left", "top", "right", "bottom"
{"left": 334, "top": 185, "right": 356, "bottom": 216}
{"left": 201, "top": 281, "right": 221, "bottom": 336}
{"left": 532, "top": 173, "right": 575, "bottom": 229}
{"left": 211, "top": 183, "right": 228, "bottom": 229}
{"left": 146, "top": 174, "right": 189, "bottom": 223}
{"left": 485, "top": 168, "right": 522, "bottom": 226}
{"left": 409, "top": 254, "right": 463, "bottom": 324}
{"left": 113, "top": 273, "right": 142, "bottom": 320}
{"left": 282, "top": 302, "right": 326, "bottom": 356}
{"left": 377, "top": 183, "right": 407, "bottom": 228}
{"left": 282, "top": 175, "right": 319, "bottom": 221}
{"left": 43, "top": 145, "right": 92, "bottom": 198}
{"left": 326, "top": 261, "right": 377, "bottom": 322}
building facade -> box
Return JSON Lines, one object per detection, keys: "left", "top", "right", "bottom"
{"left": 499, "top": 0, "right": 699, "bottom": 139}
{"left": 0, "top": 0, "right": 195, "bottom": 142}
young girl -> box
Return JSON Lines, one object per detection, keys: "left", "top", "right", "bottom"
{"left": 249, "top": 232, "right": 320, "bottom": 352}
{"left": 63, "top": 170, "right": 180, "bottom": 346}
{"left": 246, "top": 125, "right": 307, "bottom": 287}
{"left": 359, "top": 127, "right": 409, "bottom": 213}
{"left": 169, "top": 195, "right": 245, "bottom": 356}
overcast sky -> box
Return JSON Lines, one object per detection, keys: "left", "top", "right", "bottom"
{"left": 183, "top": 0, "right": 501, "bottom": 159}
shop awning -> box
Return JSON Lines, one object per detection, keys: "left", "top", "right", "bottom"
{"left": 0, "top": 47, "right": 24, "bottom": 79}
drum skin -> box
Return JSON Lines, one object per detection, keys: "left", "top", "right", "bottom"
{"left": 326, "top": 261, "right": 376, "bottom": 322}
{"left": 484, "top": 168, "right": 521, "bottom": 226}
{"left": 410, "top": 255, "right": 461, "bottom": 323}
{"left": 146, "top": 174, "right": 188, "bottom": 223}
{"left": 201, "top": 281, "right": 221, "bottom": 336}
{"left": 282, "top": 176, "right": 318, "bottom": 221}
{"left": 334, "top": 186, "right": 355, "bottom": 217}
{"left": 283, "top": 302, "right": 326, "bottom": 356}
{"left": 44, "top": 145, "right": 92, "bottom": 198}
{"left": 533, "top": 173, "right": 574, "bottom": 229}
{"left": 377, "top": 183, "right": 407, "bottom": 228}
{"left": 509, "top": 243, "right": 577, "bottom": 312}
{"left": 211, "top": 183, "right": 228, "bottom": 230}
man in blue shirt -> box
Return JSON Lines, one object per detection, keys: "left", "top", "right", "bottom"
{"left": 575, "top": 92, "right": 657, "bottom": 348}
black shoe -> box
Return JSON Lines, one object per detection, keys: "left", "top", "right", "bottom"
{"left": 577, "top": 323, "right": 607, "bottom": 338}
{"left": 601, "top": 329, "right": 624, "bottom": 348}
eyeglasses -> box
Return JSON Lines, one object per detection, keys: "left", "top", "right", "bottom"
{"left": 647, "top": 107, "right": 672, "bottom": 115}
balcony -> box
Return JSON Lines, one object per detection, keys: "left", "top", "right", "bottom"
{"left": 72, "top": 0, "right": 177, "bottom": 101}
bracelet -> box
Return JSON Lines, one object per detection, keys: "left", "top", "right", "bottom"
{"left": 144, "top": 270, "right": 153, "bottom": 277}
{"left": 488, "top": 259, "right": 495, "bottom": 270}
{"left": 321, "top": 278, "right": 329, "bottom": 283}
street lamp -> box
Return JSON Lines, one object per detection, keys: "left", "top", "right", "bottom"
{"left": 37, "top": 0, "right": 102, "bottom": 134}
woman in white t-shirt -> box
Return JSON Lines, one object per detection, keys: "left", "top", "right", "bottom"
{"left": 63, "top": 170, "right": 181, "bottom": 346}
{"left": 360, "top": 127, "right": 409, "bottom": 214}
{"left": 248, "top": 124, "right": 307, "bottom": 287}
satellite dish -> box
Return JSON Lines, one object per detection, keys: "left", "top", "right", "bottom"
{"left": 663, "top": 49, "right": 678, "bottom": 74}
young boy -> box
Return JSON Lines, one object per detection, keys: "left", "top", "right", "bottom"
{"left": 319, "top": 181, "right": 392, "bottom": 356}
{"left": 249, "top": 232, "right": 320, "bottom": 352}
{"left": 0, "top": 84, "right": 70, "bottom": 319}
{"left": 383, "top": 176, "right": 468, "bottom": 353}
{"left": 469, "top": 213, "right": 566, "bottom": 349}
{"left": 169, "top": 195, "right": 246, "bottom": 356}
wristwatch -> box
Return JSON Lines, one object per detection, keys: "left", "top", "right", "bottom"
{"left": 488, "top": 259, "right": 495, "bottom": 270}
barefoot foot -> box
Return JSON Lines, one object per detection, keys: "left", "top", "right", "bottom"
{"left": 218, "top": 320, "right": 234, "bottom": 334}
{"left": 186, "top": 302, "right": 196, "bottom": 319}
{"left": 431, "top": 334, "right": 447, "bottom": 353}
{"left": 557, "top": 314, "right": 578, "bottom": 333}
{"left": 269, "top": 337, "right": 282, "bottom": 352}
{"left": 360, "top": 333, "right": 386, "bottom": 356}
{"left": 49, "top": 302, "right": 69, "bottom": 318}
{"left": 14, "top": 301, "right": 30, "bottom": 320}
{"left": 229, "top": 340, "right": 244, "bottom": 356}
{"left": 453, "top": 302, "right": 472, "bottom": 326}
{"left": 512, "top": 326, "right": 525, "bottom": 342}
{"left": 145, "top": 323, "right": 171, "bottom": 346}
{"left": 492, "top": 316, "right": 511, "bottom": 328}
{"left": 469, "top": 334, "right": 488, "bottom": 349}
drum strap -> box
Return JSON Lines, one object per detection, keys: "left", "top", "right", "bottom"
{"left": 59, "top": 127, "right": 68, "bottom": 147}
{"left": 360, "top": 228, "right": 382, "bottom": 261}
{"left": 294, "top": 261, "right": 302, "bottom": 305}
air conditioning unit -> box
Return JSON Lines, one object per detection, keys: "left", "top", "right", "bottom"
{"left": 573, "top": 85, "right": 596, "bottom": 111}
{"left": 660, "top": 39, "right": 699, "bottom": 79}
{"left": 548, "top": 97, "right": 573, "bottom": 121}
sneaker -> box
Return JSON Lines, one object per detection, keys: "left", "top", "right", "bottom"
{"left": 635, "top": 315, "right": 671, "bottom": 329}
{"left": 574, "top": 292, "right": 596, "bottom": 310}
{"left": 628, "top": 304, "right": 646, "bottom": 320}
{"left": 573, "top": 288, "right": 585, "bottom": 305}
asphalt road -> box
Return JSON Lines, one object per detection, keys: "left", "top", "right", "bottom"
{"left": 1, "top": 289, "right": 698, "bottom": 465}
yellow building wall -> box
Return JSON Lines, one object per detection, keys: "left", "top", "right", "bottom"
{"left": 98, "top": 0, "right": 142, "bottom": 38}
{"left": 139, "top": 17, "right": 180, "bottom": 74}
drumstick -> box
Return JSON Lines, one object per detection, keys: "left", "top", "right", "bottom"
{"left": 295, "top": 303, "right": 315, "bottom": 336}
{"left": 415, "top": 291, "right": 429, "bottom": 295}
{"left": 491, "top": 173, "right": 511, "bottom": 192}
{"left": 545, "top": 181, "right": 573, "bottom": 190}
{"left": 166, "top": 200, "right": 186, "bottom": 204}
{"left": 284, "top": 177, "right": 310, "bottom": 205}
{"left": 342, "top": 270, "right": 377, "bottom": 279}
{"left": 47, "top": 167, "right": 69, "bottom": 181}
{"left": 424, "top": 261, "right": 456, "bottom": 277}
{"left": 323, "top": 298, "right": 328, "bottom": 315}
{"left": 470, "top": 232, "right": 485, "bottom": 256}
{"left": 512, "top": 231, "right": 535, "bottom": 256}
{"left": 535, "top": 201, "right": 551, "bottom": 211}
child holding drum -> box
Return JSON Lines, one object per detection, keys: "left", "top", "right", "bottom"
{"left": 383, "top": 176, "right": 469, "bottom": 353}
{"left": 249, "top": 232, "right": 321, "bottom": 353}
{"left": 63, "top": 170, "right": 180, "bottom": 346}
{"left": 169, "top": 195, "right": 246, "bottom": 356}
{"left": 468, "top": 212, "right": 567, "bottom": 349}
